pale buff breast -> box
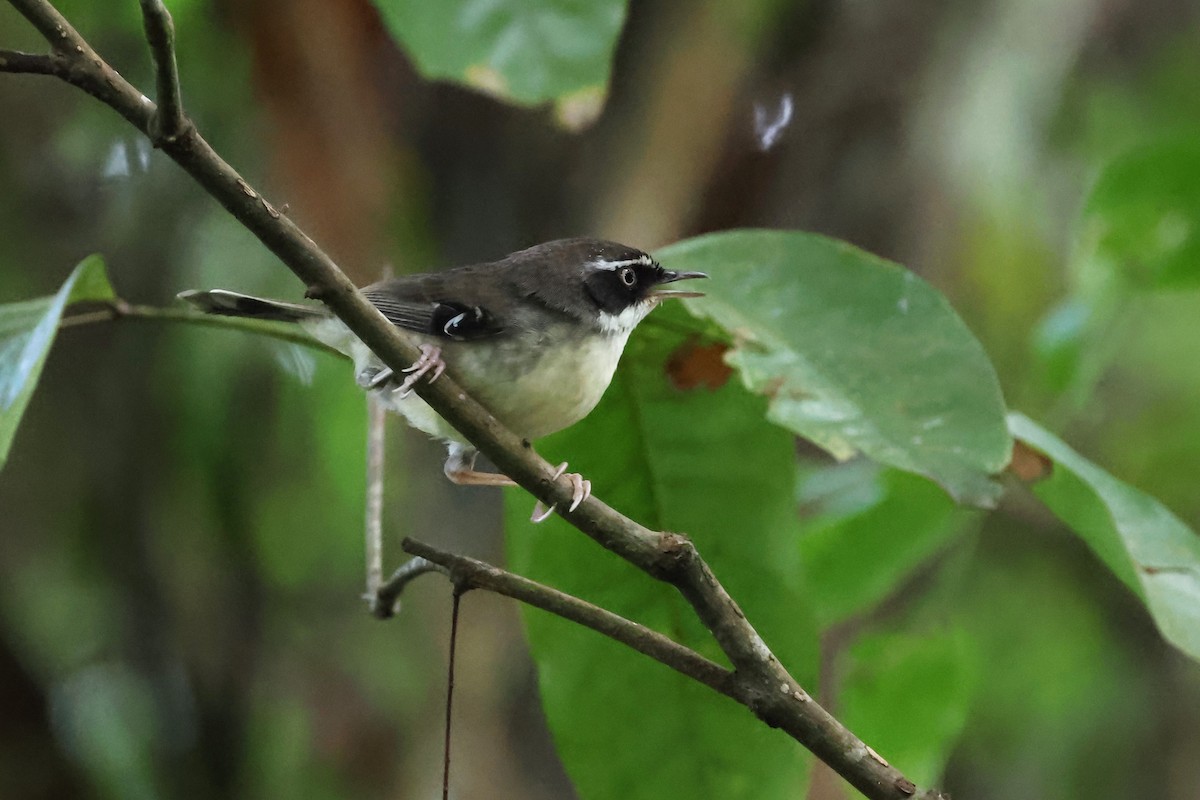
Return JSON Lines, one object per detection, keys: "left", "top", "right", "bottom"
{"left": 435, "top": 324, "right": 630, "bottom": 441}
{"left": 306, "top": 316, "right": 631, "bottom": 445}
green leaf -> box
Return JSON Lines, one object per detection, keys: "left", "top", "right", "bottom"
{"left": 0, "top": 256, "right": 114, "bottom": 469}
{"left": 506, "top": 305, "right": 816, "bottom": 799}
{"left": 1078, "top": 135, "right": 1200, "bottom": 291}
{"left": 372, "top": 0, "right": 626, "bottom": 119}
{"left": 1009, "top": 412, "right": 1200, "bottom": 661}
{"left": 798, "top": 464, "right": 979, "bottom": 627}
{"left": 837, "top": 627, "right": 976, "bottom": 788}
{"left": 658, "top": 230, "right": 1012, "bottom": 507}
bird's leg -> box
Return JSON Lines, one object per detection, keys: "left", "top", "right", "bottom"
{"left": 530, "top": 462, "right": 592, "bottom": 523}
{"left": 443, "top": 444, "right": 517, "bottom": 487}
{"left": 442, "top": 446, "right": 592, "bottom": 521}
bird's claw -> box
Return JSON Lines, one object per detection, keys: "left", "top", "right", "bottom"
{"left": 530, "top": 501, "right": 555, "bottom": 524}
{"left": 356, "top": 366, "right": 393, "bottom": 389}
{"left": 394, "top": 344, "right": 446, "bottom": 398}
{"left": 530, "top": 462, "right": 592, "bottom": 523}
{"left": 356, "top": 345, "right": 445, "bottom": 396}
{"left": 360, "top": 367, "right": 394, "bottom": 389}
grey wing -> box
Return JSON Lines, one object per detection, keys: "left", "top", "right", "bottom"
{"left": 362, "top": 276, "right": 505, "bottom": 341}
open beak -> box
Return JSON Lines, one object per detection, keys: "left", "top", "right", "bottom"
{"left": 650, "top": 270, "right": 708, "bottom": 300}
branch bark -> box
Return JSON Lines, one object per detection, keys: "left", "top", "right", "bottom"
{"left": 372, "top": 556, "right": 445, "bottom": 618}
{"left": 138, "top": 0, "right": 187, "bottom": 142}
{"left": 2, "top": 3, "right": 948, "bottom": 798}
{"left": 0, "top": 48, "right": 58, "bottom": 74}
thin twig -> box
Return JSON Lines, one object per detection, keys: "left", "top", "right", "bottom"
{"left": 372, "top": 557, "right": 444, "bottom": 618}
{"left": 403, "top": 538, "right": 736, "bottom": 697}
{"left": 58, "top": 299, "right": 347, "bottom": 359}
{"left": 138, "top": 0, "right": 187, "bottom": 142}
{"left": 364, "top": 392, "right": 386, "bottom": 599}
{"left": 442, "top": 589, "right": 462, "bottom": 800}
{"left": 364, "top": 262, "right": 395, "bottom": 612}
{"left": 1, "top": 4, "right": 948, "bottom": 797}
{"left": 0, "top": 48, "right": 59, "bottom": 75}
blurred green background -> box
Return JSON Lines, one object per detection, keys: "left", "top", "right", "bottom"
{"left": 2, "top": 0, "right": 1200, "bottom": 798}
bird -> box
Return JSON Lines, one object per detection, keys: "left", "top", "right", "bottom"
{"left": 179, "top": 238, "right": 707, "bottom": 521}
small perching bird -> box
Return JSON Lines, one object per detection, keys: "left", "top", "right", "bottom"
{"left": 180, "top": 237, "right": 707, "bottom": 521}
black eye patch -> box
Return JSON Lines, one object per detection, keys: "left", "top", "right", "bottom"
{"left": 584, "top": 266, "right": 660, "bottom": 313}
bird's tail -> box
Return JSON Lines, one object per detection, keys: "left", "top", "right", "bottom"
{"left": 177, "top": 289, "right": 325, "bottom": 323}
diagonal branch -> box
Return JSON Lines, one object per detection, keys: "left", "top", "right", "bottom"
{"left": 1, "top": 3, "right": 948, "bottom": 798}
{"left": 402, "top": 538, "right": 736, "bottom": 697}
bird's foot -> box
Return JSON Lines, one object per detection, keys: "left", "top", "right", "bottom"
{"left": 443, "top": 444, "right": 517, "bottom": 487}
{"left": 356, "top": 345, "right": 447, "bottom": 396}
{"left": 395, "top": 344, "right": 446, "bottom": 398}
{"left": 531, "top": 462, "right": 592, "bottom": 523}
{"left": 357, "top": 366, "right": 394, "bottom": 389}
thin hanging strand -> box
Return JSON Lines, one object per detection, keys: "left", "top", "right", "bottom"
{"left": 442, "top": 589, "right": 463, "bottom": 800}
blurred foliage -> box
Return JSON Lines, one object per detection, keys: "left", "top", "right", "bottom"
{"left": 837, "top": 626, "right": 977, "bottom": 789}
{"left": 1078, "top": 136, "right": 1200, "bottom": 291}
{"left": 945, "top": 523, "right": 1162, "bottom": 800}
{"left": 372, "top": 0, "right": 626, "bottom": 126}
{"left": 2, "top": 1, "right": 1200, "bottom": 800}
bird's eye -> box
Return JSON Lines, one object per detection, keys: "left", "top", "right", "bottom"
{"left": 618, "top": 268, "right": 636, "bottom": 287}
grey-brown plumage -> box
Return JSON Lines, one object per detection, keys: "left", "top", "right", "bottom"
{"left": 180, "top": 238, "right": 706, "bottom": 508}
{"left": 355, "top": 238, "right": 685, "bottom": 339}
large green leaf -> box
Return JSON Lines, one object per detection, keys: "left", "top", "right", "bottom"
{"left": 0, "top": 256, "right": 114, "bottom": 469}
{"left": 659, "top": 230, "right": 1012, "bottom": 507}
{"left": 797, "top": 464, "right": 979, "bottom": 628}
{"left": 373, "top": 0, "right": 626, "bottom": 123}
{"left": 1077, "top": 135, "right": 1200, "bottom": 291}
{"left": 505, "top": 305, "right": 816, "bottom": 799}
{"left": 1010, "top": 413, "right": 1200, "bottom": 661}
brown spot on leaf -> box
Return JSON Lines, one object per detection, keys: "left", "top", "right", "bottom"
{"left": 666, "top": 340, "right": 733, "bottom": 391}
{"left": 1007, "top": 440, "right": 1053, "bottom": 483}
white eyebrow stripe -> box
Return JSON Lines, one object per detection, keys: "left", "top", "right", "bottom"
{"left": 590, "top": 254, "right": 654, "bottom": 270}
